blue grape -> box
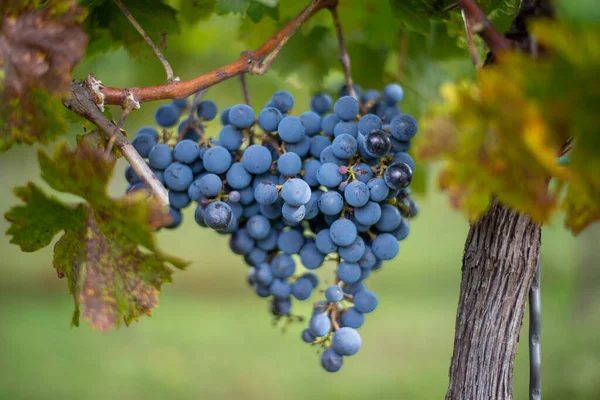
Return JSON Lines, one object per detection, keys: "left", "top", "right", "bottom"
{"left": 383, "top": 83, "right": 404, "bottom": 104}
{"left": 300, "top": 111, "right": 321, "bottom": 136}
{"left": 284, "top": 136, "right": 311, "bottom": 157}
{"left": 246, "top": 215, "right": 270, "bottom": 240}
{"left": 304, "top": 190, "right": 322, "bottom": 220}
{"left": 354, "top": 290, "right": 378, "bottom": 313}
{"left": 315, "top": 229, "right": 338, "bottom": 254}
{"left": 299, "top": 241, "right": 325, "bottom": 270}
{"left": 375, "top": 204, "right": 402, "bottom": 232}
{"left": 125, "top": 164, "right": 141, "bottom": 185}
{"left": 282, "top": 203, "right": 306, "bottom": 223}
{"left": 271, "top": 90, "right": 294, "bottom": 113}
{"left": 258, "top": 107, "right": 283, "bottom": 132}
{"left": 194, "top": 205, "right": 207, "bottom": 227}
{"left": 164, "top": 162, "right": 194, "bottom": 191}
{"left": 166, "top": 207, "right": 182, "bottom": 229}
{"left": 242, "top": 145, "right": 273, "bottom": 174}
{"left": 197, "top": 100, "right": 218, "bottom": 121}
{"left": 270, "top": 279, "right": 292, "bottom": 299}
{"left": 339, "top": 84, "right": 363, "bottom": 98}
{"left": 334, "top": 96, "right": 359, "bottom": 121}
{"left": 310, "top": 94, "right": 332, "bottom": 115}
{"left": 341, "top": 308, "right": 364, "bottom": 329}
{"left": 321, "top": 348, "right": 343, "bottom": 373}
{"left": 354, "top": 201, "right": 381, "bottom": 226}
{"left": 309, "top": 136, "right": 331, "bottom": 159}
{"left": 256, "top": 229, "right": 278, "bottom": 251}
{"left": 321, "top": 114, "right": 340, "bottom": 136}
{"left": 292, "top": 278, "right": 313, "bottom": 300}
{"left": 301, "top": 272, "right": 319, "bottom": 288}
{"left": 254, "top": 284, "right": 271, "bottom": 298}
{"left": 203, "top": 146, "right": 232, "bottom": 174}
{"left": 344, "top": 181, "right": 369, "bottom": 207}
{"left": 229, "top": 104, "right": 255, "bottom": 129}
{"left": 390, "top": 114, "right": 418, "bottom": 141}
{"left": 339, "top": 236, "right": 366, "bottom": 263}
{"left": 136, "top": 126, "right": 159, "bottom": 141}
{"left": 127, "top": 182, "right": 150, "bottom": 196}
{"left": 319, "top": 146, "right": 345, "bottom": 167}
{"left": 331, "top": 134, "right": 358, "bottom": 159}
{"left": 219, "top": 125, "right": 243, "bottom": 151}
{"left": 324, "top": 214, "right": 340, "bottom": 226}
{"left": 278, "top": 116, "right": 305, "bottom": 144}
{"left": 271, "top": 298, "right": 292, "bottom": 316}
{"left": 337, "top": 261, "right": 361, "bottom": 283}
{"left": 302, "top": 329, "right": 316, "bottom": 343}
{"left": 169, "top": 190, "right": 191, "bottom": 209}
{"left": 317, "top": 163, "right": 344, "bottom": 188}
{"left": 252, "top": 172, "right": 278, "bottom": 191}
{"left": 242, "top": 202, "right": 261, "bottom": 219}
{"left": 309, "top": 313, "right": 331, "bottom": 337}
{"left": 390, "top": 138, "right": 411, "bottom": 153}
{"left": 364, "top": 129, "right": 391, "bottom": 158}
{"left": 393, "top": 152, "right": 416, "bottom": 173}
{"left": 148, "top": 144, "right": 173, "bottom": 169}
{"left": 229, "top": 228, "right": 255, "bottom": 255}
{"left": 277, "top": 229, "right": 304, "bottom": 254}
{"left": 281, "top": 178, "right": 311, "bottom": 206}
{"left": 204, "top": 201, "right": 233, "bottom": 230}
{"left": 131, "top": 133, "right": 156, "bottom": 158}
{"left": 228, "top": 200, "right": 243, "bottom": 219}
{"left": 254, "top": 265, "right": 274, "bottom": 286}
{"left": 254, "top": 182, "right": 279, "bottom": 205}
{"left": 174, "top": 139, "right": 199, "bottom": 163}
{"left": 333, "top": 121, "right": 358, "bottom": 138}
{"left": 358, "top": 246, "right": 377, "bottom": 269}
{"left": 238, "top": 186, "right": 255, "bottom": 205}
{"left": 226, "top": 162, "right": 252, "bottom": 190}
{"left": 353, "top": 163, "right": 373, "bottom": 183}
{"left": 332, "top": 327, "right": 361, "bottom": 356}
{"left": 325, "top": 286, "right": 343, "bottom": 302}
{"left": 358, "top": 114, "right": 382, "bottom": 135}
{"left": 367, "top": 178, "right": 389, "bottom": 202}
{"left": 303, "top": 159, "right": 321, "bottom": 187}
{"left": 361, "top": 89, "right": 380, "bottom": 104}
{"left": 392, "top": 218, "right": 409, "bottom": 241}
{"left": 155, "top": 104, "right": 180, "bottom": 127}
{"left": 277, "top": 152, "right": 302, "bottom": 176}
{"left": 153, "top": 169, "right": 166, "bottom": 185}
{"left": 372, "top": 233, "right": 399, "bottom": 260}
{"left": 318, "top": 191, "right": 344, "bottom": 215}
{"left": 260, "top": 200, "right": 283, "bottom": 220}
{"left": 220, "top": 107, "right": 231, "bottom": 125}
{"left": 172, "top": 98, "right": 188, "bottom": 110}
{"left": 329, "top": 219, "right": 357, "bottom": 246}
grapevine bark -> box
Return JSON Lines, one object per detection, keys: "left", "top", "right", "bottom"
{"left": 447, "top": 1, "right": 553, "bottom": 399}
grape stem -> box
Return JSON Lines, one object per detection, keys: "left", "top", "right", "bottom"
{"left": 329, "top": 6, "right": 359, "bottom": 104}
{"left": 65, "top": 78, "right": 170, "bottom": 207}
{"left": 95, "top": 0, "right": 339, "bottom": 106}
{"left": 460, "top": 9, "right": 480, "bottom": 67}
{"left": 239, "top": 74, "right": 252, "bottom": 107}
{"left": 455, "top": 0, "right": 511, "bottom": 54}
{"left": 113, "top": 0, "right": 177, "bottom": 83}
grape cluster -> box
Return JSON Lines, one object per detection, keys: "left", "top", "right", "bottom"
{"left": 124, "top": 83, "right": 419, "bottom": 372}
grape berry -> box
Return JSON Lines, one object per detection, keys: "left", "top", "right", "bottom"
{"left": 124, "top": 84, "right": 419, "bottom": 373}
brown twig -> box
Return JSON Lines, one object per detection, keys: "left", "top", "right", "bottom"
{"left": 113, "top": 0, "right": 176, "bottom": 83}
{"left": 178, "top": 89, "right": 207, "bottom": 142}
{"left": 461, "top": 9, "right": 479, "bottom": 67}
{"left": 329, "top": 6, "right": 358, "bottom": 102}
{"left": 66, "top": 78, "right": 169, "bottom": 206}
{"left": 239, "top": 74, "right": 252, "bottom": 107}
{"left": 100, "top": 0, "right": 337, "bottom": 106}
{"left": 105, "top": 109, "right": 131, "bottom": 155}
{"left": 456, "top": 0, "right": 511, "bottom": 54}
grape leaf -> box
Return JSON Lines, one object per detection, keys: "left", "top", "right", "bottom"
{"left": 216, "top": 0, "right": 250, "bottom": 15}
{"left": 179, "top": 0, "right": 217, "bottom": 25}
{"left": 0, "top": 1, "right": 87, "bottom": 151}
{"left": 418, "top": 21, "right": 600, "bottom": 234}
{"left": 247, "top": 1, "right": 279, "bottom": 23}
{"left": 82, "top": 0, "right": 179, "bottom": 58}
{"left": 5, "top": 142, "right": 188, "bottom": 330}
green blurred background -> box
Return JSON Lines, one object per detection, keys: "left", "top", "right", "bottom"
{"left": 1, "top": 11, "right": 599, "bottom": 400}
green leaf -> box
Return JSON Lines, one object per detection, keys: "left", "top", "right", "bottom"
{"left": 215, "top": 0, "right": 250, "bottom": 15}
{"left": 389, "top": 0, "right": 432, "bottom": 35}
{"left": 5, "top": 142, "right": 188, "bottom": 330}
{"left": 179, "top": 0, "right": 217, "bottom": 25}
{"left": 247, "top": 1, "right": 278, "bottom": 23}
{"left": 82, "top": 0, "right": 179, "bottom": 58}
{"left": 0, "top": 2, "right": 87, "bottom": 151}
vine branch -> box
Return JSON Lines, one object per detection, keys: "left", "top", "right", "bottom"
{"left": 65, "top": 78, "right": 169, "bottom": 207}
{"left": 329, "top": 6, "right": 358, "bottom": 101}
{"left": 113, "top": 0, "right": 176, "bottom": 83}
{"left": 455, "top": 0, "right": 511, "bottom": 54}
{"left": 100, "top": 0, "right": 338, "bottom": 106}
{"left": 461, "top": 9, "right": 479, "bottom": 67}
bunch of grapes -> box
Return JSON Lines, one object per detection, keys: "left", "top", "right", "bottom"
{"left": 124, "top": 82, "right": 419, "bottom": 372}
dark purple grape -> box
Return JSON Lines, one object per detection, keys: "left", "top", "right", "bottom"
{"left": 383, "top": 162, "right": 412, "bottom": 190}
{"left": 364, "top": 129, "right": 391, "bottom": 158}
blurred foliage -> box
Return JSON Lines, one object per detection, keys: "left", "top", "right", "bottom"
{"left": 5, "top": 143, "right": 187, "bottom": 330}
{"left": 419, "top": 18, "right": 600, "bottom": 233}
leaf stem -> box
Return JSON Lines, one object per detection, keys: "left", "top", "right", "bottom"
{"left": 455, "top": 0, "right": 511, "bottom": 54}
{"left": 329, "top": 6, "right": 358, "bottom": 102}
{"left": 100, "top": 0, "right": 337, "bottom": 106}
{"left": 113, "top": 0, "right": 176, "bottom": 83}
